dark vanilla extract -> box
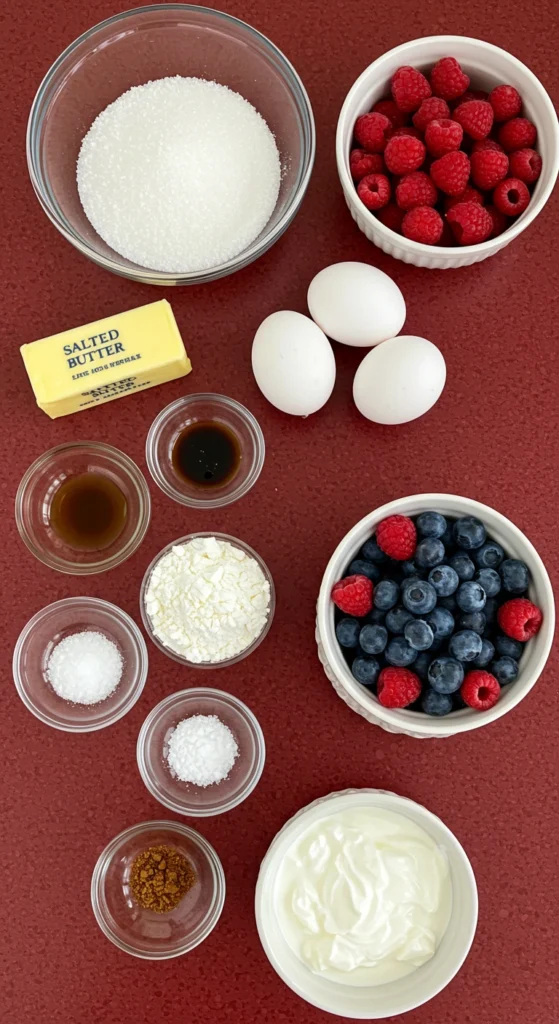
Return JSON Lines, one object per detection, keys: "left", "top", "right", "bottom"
{"left": 49, "top": 472, "right": 128, "bottom": 551}
{"left": 172, "top": 421, "right": 241, "bottom": 488}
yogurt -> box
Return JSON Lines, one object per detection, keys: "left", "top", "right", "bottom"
{"left": 274, "top": 806, "right": 452, "bottom": 987}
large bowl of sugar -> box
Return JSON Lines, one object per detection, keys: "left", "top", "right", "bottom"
{"left": 27, "top": 4, "right": 315, "bottom": 285}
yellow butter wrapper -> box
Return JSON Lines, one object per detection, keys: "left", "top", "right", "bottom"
{"left": 20, "top": 299, "right": 191, "bottom": 419}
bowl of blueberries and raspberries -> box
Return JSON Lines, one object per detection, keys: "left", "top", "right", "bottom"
{"left": 316, "top": 495, "right": 554, "bottom": 737}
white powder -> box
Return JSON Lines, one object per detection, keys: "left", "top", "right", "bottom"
{"left": 166, "top": 715, "right": 239, "bottom": 787}
{"left": 77, "top": 76, "right": 281, "bottom": 273}
{"left": 46, "top": 630, "right": 123, "bottom": 705}
{"left": 144, "top": 536, "right": 271, "bottom": 663}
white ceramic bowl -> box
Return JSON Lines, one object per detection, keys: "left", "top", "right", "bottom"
{"left": 336, "top": 36, "right": 559, "bottom": 268}
{"left": 256, "top": 788, "right": 478, "bottom": 1018}
{"left": 316, "top": 494, "right": 554, "bottom": 738}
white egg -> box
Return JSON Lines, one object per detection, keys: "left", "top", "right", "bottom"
{"left": 307, "top": 262, "right": 406, "bottom": 347}
{"left": 252, "top": 310, "right": 336, "bottom": 416}
{"left": 353, "top": 336, "right": 446, "bottom": 424}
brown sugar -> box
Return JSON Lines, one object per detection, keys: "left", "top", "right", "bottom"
{"left": 129, "top": 844, "right": 196, "bottom": 913}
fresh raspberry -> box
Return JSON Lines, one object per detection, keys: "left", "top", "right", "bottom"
{"left": 412, "top": 96, "right": 450, "bottom": 131}
{"left": 377, "top": 667, "right": 422, "bottom": 708}
{"left": 493, "top": 177, "right": 531, "bottom": 215}
{"left": 384, "top": 134, "right": 426, "bottom": 175}
{"left": 350, "top": 149, "right": 385, "bottom": 181}
{"left": 425, "top": 118, "right": 463, "bottom": 157}
{"left": 373, "top": 98, "right": 408, "bottom": 128}
{"left": 429, "top": 150, "right": 470, "bottom": 195}
{"left": 453, "top": 99, "right": 494, "bottom": 140}
{"left": 486, "top": 204, "right": 509, "bottom": 238}
{"left": 472, "top": 138, "right": 504, "bottom": 153}
{"left": 357, "top": 172, "right": 391, "bottom": 211}
{"left": 395, "top": 171, "right": 438, "bottom": 210}
{"left": 470, "top": 148, "right": 509, "bottom": 190}
{"left": 331, "top": 575, "right": 373, "bottom": 617}
{"left": 376, "top": 515, "right": 417, "bottom": 560}
{"left": 354, "top": 112, "right": 392, "bottom": 152}
{"left": 391, "top": 65, "right": 431, "bottom": 113}
{"left": 375, "top": 203, "right": 405, "bottom": 233}
{"left": 489, "top": 84, "right": 522, "bottom": 122}
{"left": 498, "top": 597, "right": 543, "bottom": 641}
{"left": 457, "top": 88, "right": 488, "bottom": 105}
{"left": 387, "top": 125, "right": 422, "bottom": 141}
{"left": 444, "top": 186, "right": 484, "bottom": 211}
{"left": 446, "top": 201, "right": 493, "bottom": 245}
{"left": 460, "top": 671, "right": 501, "bottom": 711}
{"left": 430, "top": 57, "right": 470, "bottom": 101}
{"left": 509, "top": 148, "right": 542, "bottom": 184}
{"left": 402, "top": 206, "right": 444, "bottom": 244}
{"left": 498, "top": 117, "right": 537, "bottom": 153}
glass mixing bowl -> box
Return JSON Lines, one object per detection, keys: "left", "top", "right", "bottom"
{"left": 27, "top": 3, "right": 315, "bottom": 285}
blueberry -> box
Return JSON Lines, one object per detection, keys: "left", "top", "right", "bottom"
{"left": 438, "top": 594, "right": 458, "bottom": 614}
{"left": 352, "top": 656, "right": 380, "bottom": 688}
{"left": 491, "top": 656, "right": 519, "bottom": 686}
{"left": 336, "top": 617, "right": 360, "bottom": 648}
{"left": 426, "top": 606, "right": 455, "bottom": 640}
{"left": 453, "top": 516, "right": 487, "bottom": 551}
{"left": 456, "top": 580, "right": 486, "bottom": 613}
{"left": 414, "top": 651, "right": 433, "bottom": 680}
{"left": 474, "top": 638, "right": 495, "bottom": 668}
{"left": 449, "top": 630, "right": 483, "bottom": 662}
{"left": 415, "top": 538, "right": 446, "bottom": 569}
{"left": 385, "top": 606, "right": 414, "bottom": 635}
{"left": 440, "top": 522, "right": 455, "bottom": 550}
{"left": 483, "top": 597, "right": 498, "bottom": 624}
{"left": 500, "top": 559, "right": 530, "bottom": 595}
{"left": 416, "top": 511, "right": 448, "bottom": 539}
{"left": 385, "top": 637, "right": 417, "bottom": 667}
{"left": 404, "top": 618, "right": 434, "bottom": 651}
{"left": 422, "top": 688, "right": 454, "bottom": 716}
{"left": 475, "top": 568, "right": 501, "bottom": 598}
{"left": 474, "top": 541, "right": 504, "bottom": 569}
{"left": 428, "top": 564, "right": 459, "bottom": 597}
{"left": 458, "top": 611, "right": 486, "bottom": 634}
{"left": 374, "top": 579, "right": 400, "bottom": 611}
{"left": 402, "top": 559, "right": 420, "bottom": 577}
{"left": 359, "top": 624, "right": 388, "bottom": 655}
{"left": 428, "top": 656, "right": 465, "bottom": 694}
{"left": 347, "top": 558, "right": 381, "bottom": 583}
{"left": 494, "top": 635, "right": 524, "bottom": 659}
{"left": 402, "top": 580, "right": 437, "bottom": 615}
{"left": 360, "top": 538, "right": 387, "bottom": 563}
{"left": 449, "top": 552, "right": 475, "bottom": 581}
{"left": 367, "top": 607, "right": 388, "bottom": 626}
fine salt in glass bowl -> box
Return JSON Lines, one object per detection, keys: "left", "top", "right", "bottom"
{"left": 137, "top": 688, "right": 266, "bottom": 816}
{"left": 146, "top": 393, "right": 265, "bottom": 508}
{"left": 26, "top": 4, "right": 315, "bottom": 285}
{"left": 12, "top": 597, "right": 148, "bottom": 732}
{"left": 91, "top": 820, "right": 226, "bottom": 959}
{"left": 139, "top": 532, "right": 276, "bottom": 668}
{"left": 15, "top": 441, "right": 151, "bottom": 575}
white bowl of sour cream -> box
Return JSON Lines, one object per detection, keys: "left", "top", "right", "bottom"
{"left": 255, "top": 788, "right": 477, "bottom": 1018}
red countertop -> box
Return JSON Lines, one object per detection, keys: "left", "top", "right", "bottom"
{"left": 1, "top": 2, "right": 558, "bottom": 1022}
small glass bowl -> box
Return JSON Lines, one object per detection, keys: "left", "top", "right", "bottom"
{"left": 146, "top": 394, "right": 265, "bottom": 508}
{"left": 91, "top": 820, "right": 226, "bottom": 959}
{"left": 137, "top": 689, "right": 266, "bottom": 816}
{"left": 140, "top": 532, "right": 275, "bottom": 668}
{"left": 12, "top": 597, "right": 148, "bottom": 732}
{"left": 15, "top": 442, "right": 151, "bottom": 574}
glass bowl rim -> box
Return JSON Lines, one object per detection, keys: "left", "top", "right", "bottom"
{"left": 136, "top": 686, "right": 266, "bottom": 816}
{"left": 12, "top": 595, "right": 149, "bottom": 732}
{"left": 90, "top": 818, "right": 226, "bottom": 959}
{"left": 145, "top": 393, "right": 265, "bottom": 508}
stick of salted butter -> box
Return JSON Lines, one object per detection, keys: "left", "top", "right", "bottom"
{"left": 20, "top": 299, "right": 191, "bottom": 419}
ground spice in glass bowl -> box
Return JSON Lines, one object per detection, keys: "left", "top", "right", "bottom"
{"left": 129, "top": 845, "right": 196, "bottom": 913}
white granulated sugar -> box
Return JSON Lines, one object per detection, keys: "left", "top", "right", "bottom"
{"left": 77, "top": 76, "right": 281, "bottom": 273}
{"left": 166, "top": 714, "right": 239, "bottom": 787}
{"left": 144, "top": 536, "right": 271, "bottom": 663}
{"left": 46, "top": 630, "right": 123, "bottom": 705}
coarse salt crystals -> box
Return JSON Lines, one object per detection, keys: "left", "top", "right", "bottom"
{"left": 46, "top": 630, "right": 123, "bottom": 705}
{"left": 166, "top": 715, "right": 239, "bottom": 787}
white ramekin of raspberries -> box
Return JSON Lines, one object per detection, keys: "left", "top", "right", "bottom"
{"left": 336, "top": 36, "right": 559, "bottom": 268}
{"left": 316, "top": 494, "right": 555, "bottom": 738}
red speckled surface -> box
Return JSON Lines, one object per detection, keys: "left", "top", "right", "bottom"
{"left": 1, "top": 2, "right": 558, "bottom": 1022}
